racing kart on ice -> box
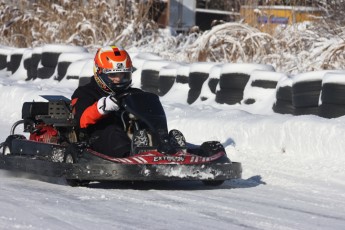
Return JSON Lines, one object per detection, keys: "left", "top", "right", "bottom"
{"left": 0, "top": 91, "right": 242, "bottom": 186}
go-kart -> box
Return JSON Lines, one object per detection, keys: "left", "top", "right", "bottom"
{"left": 0, "top": 91, "right": 242, "bottom": 186}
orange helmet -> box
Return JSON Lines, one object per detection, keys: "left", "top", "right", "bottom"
{"left": 93, "top": 46, "right": 133, "bottom": 94}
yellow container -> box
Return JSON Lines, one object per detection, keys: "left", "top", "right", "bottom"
{"left": 240, "top": 5, "right": 322, "bottom": 33}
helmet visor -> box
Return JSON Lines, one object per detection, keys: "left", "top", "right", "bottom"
{"left": 99, "top": 72, "right": 132, "bottom": 84}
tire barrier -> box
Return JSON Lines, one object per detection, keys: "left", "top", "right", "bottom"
{"left": 242, "top": 70, "right": 284, "bottom": 109}
{"left": 319, "top": 73, "right": 345, "bottom": 118}
{"left": 187, "top": 62, "right": 215, "bottom": 104}
{"left": 3, "top": 44, "right": 345, "bottom": 119}
{"left": 216, "top": 63, "right": 275, "bottom": 105}
{"left": 272, "top": 76, "right": 294, "bottom": 114}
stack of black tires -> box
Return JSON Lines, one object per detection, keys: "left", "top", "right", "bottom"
{"left": 319, "top": 72, "right": 345, "bottom": 118}
{"left": 216, "top": 63, "right": 275, "bottom": 105}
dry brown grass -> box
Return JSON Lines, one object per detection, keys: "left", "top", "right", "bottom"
{"left": 0, "top": 0, "right": 158, "bottom": 48}
{"left": 1, "top": 0, "right": 344, "bottom": 73}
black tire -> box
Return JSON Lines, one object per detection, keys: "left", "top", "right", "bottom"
{"left": 23, "top": 57, "right": 31, "bottom": 70}
{"left": 272, "top": 99, "right": 294, "bottom": 114}
{"left": 243, "top": 98, "right": 256, "bottom": 105}
{"left": 319, "top": 103, "right": 345, "bottom": 118}
{"left": 292, "top": 90, "right": 321, "bottom": 107}
{"left": 208, "top": 78, "right": 219, "bottom": 94}
{"left": 141, "top": 69, "right": 159, "bottom": 87}
{"left": 28, "top": 53, "right": 41, "bottom": 80}
{"left": 141, "top": 85, "right": 159, "bottom": 95}
{"left": 215, "top": 89, "right": 243, "bottom": 105}
{"left": 276, "top": 86, "right": 292, "bottom": 101}
{"left": 219, "top": 73, "right": 250, "bottom": 89}
{"left": 321, "top": 83, "right": 345, "bottom": 105}
{"left": 176, "top": 74, "right": 188, "bottom": 84}
{"left": 1, "top": 135, "right": 26, "bottom": 155}
{"left": 56, "top": 61, "right": 71, "bottom": 81}
{"left": 1, "top": 142, "right": 11, "bottom": 155}
{"left": 188, "top": 72, "right": 209, "bottom": 90}
{"left": 293, "top": 106, "right": 319, "bottom": 116}
{"left": 159, "top": 75, "right": 176, "bottom": 96}
{"left": 202, "top": 180, "right": 225, "bottom": 186}
{"left": 66, "top": 75, "right": 79, "bottom": 80}
{"left": 41, "top": 52, "right": 61, "bottom": 68}
{"left": 251, "top": 80, "right": 277, "bottom": 89}
{"left": 37, "top": 66, "right": 55, "bottom": 79}
{"left": 292, "top": 81, "right": 321, "bottom": 107}
{"left": 0, "top": 54, "right": 7, "bottom": 70}
{"left": 187, "top": 89, "right": 201, "bottom": 104}
{"left": 78, "top": 76, "right": 91, "bottom": 86}
{"left": 293, "top": 80, "right": 322, "bottom": 94}
{"left": 8, "top": 54, "right": 23, "bottom": 74}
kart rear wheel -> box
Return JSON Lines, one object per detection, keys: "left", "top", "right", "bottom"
{"left": 1, "top": 135, "right": 26, "bottom": 155}
{"left": 1, "top": 143, "right": 11, "bottom": 155}
{"left": 202, "top": 180, "right": 225, "bottom": 186}
{"left": 64, "top": 150, "right": 90, "bottom": 187}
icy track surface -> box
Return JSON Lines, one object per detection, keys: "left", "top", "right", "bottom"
{"left": 0, "top": 76, "right": 345, "bottom": 230}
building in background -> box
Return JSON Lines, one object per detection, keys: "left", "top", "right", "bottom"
{"left": 151, "top": 0, "right": 323, "bottom": 34}
{"left": 151, "top": 0, "right": 240, "bottom": 32}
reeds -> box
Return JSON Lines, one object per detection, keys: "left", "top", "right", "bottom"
{"left": 0, "top": 0, "right": 344, "bottom": 73}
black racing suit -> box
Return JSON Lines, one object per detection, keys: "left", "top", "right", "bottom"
{"left": 71, "top": 77, "right": 142, "bottom": 157}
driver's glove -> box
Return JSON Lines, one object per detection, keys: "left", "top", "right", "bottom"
{"left": 97, "top": 95, "right": 119, "bottom": 115}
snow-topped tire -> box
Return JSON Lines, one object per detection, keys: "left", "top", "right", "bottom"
{"left": 219, "top": 73, "right": 250, "bottom": 89}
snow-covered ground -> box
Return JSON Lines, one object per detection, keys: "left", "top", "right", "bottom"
{"left": 0, "top": 67, "right": 345, "bottom": 230}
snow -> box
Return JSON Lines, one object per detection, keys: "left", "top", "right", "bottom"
{"left": 41, "top": 44, "right": 87, "bottom": 53}
{"left": 322, "top": 72, "right": 345, "bottom": 85}
{"left": 293, "top": 70, "right": 345, "bottom": 83}
{"left": 57, "top": 52, "right": 93, "bottom": 62}
{"left": 159, "top": 63, "right": 181, "bottom": 77}
{"left": 221, "top": 63, "right": 275, "bottom": 75}
{"left": 1, "top": 61, "right": 345, "bottom": 230}
{"left": 190, "top": 62, "right": 216, "bottom": 73}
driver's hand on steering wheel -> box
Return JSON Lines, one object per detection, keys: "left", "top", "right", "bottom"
{"left": 97, "top": 95, "right": 119, "bottom": 115}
